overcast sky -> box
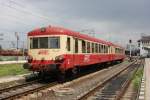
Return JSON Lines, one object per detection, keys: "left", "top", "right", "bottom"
{"left": 0, "top": 0, "right": 150, "bottom": 48}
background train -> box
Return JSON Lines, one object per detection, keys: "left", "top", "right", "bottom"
{"left": 23, "top": 25, "right": 125, "bottom": 80}
{"left": 0, "top": 49, "right": 27, "bottom": 56}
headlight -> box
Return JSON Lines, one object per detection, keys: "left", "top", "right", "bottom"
{"left": 55, "top": 55, "right": 64, "bottom": 61}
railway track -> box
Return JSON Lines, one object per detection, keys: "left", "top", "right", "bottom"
{"left": 0, "top": 60, "right": 141, "bottom": 100}
{"left": 0, "top": 79, "right": 57, "bottom": 100}
{"left": 35, "top": 61, "right": 137, "bottom": 100}
{"left": 78, "top": 60, "right": 143, "bottom": 100}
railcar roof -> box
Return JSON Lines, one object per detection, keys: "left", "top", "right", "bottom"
{"left": 107, "top": 42, "right": 123, "bottom": 49}
{"left": 28, "top": 25, "right": 123, "bottom": 48}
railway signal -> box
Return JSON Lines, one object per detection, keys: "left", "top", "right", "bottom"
{"left": 129, "top": 39, "right": 132, "bottom": 44}
{"left": 129, "top": 39, "right": 132, "bottom": 61}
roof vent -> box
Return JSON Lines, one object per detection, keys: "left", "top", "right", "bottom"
{"left": 40, "top": 27, "right": 46, "bottom": 32}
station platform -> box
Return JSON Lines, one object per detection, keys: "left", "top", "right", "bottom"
{"left": 0, "top": 60, "right": 26, "bottom": 65}
{"left": 138, "top": 58, "right": 150, "bottom": 100}
{"left": 0, "top": 74, "right": 26, "bottom": 84}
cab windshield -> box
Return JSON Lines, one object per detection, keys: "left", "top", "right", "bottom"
{"left": 30, "top": 37, "right": 60, "bottom": 49}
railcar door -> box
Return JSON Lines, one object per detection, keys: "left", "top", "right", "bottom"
{"left": 73, "top": 38, "right": 79, "bottom": 66}
{"left": 108, "top": 46, "right": 111, "bottom": 61}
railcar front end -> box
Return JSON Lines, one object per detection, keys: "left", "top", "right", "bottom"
{"left": 23, "top": 35, "right": 69, "bottom": 75}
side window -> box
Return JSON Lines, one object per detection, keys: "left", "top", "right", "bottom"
{"left": 104, "top": 45, "right": 106, "bottom": 53}
{"left": 106, "top": 46, "right": 108, "bottom": 53}
{"left": 117, "top": 48, "right": 118, "bottom": 53}
{"left": 110, "top": 46, "right": 112, "bottom": 53}
{"left": 67, "top": 37, "right": 71, "bottom": 51}
{"left": 87, "top": 42, "right": 91, "bottom": 53}
{"left": 101, "top": 45, "right": 104, "bottom": 53}
{"left": 75, "top": 38, "right": 78, "bottom": 53}
{"left": 99, "top": 44, "right": 101, "bottom": 53}
{"left": 102, "top": 45, "right": 105, "bottom": 53}
{"left": 112, "top": 47, "right": 114, "bottom": 53}
{"left": 82, "top": 40, "right": 86, "bottom": 53}
{"left": 108, "top": 46, "right": 110, "bottom": 53}
{"left": 92, "top": 43, "right": 94, "bottom": 53}
{"left": 95, "top": 43, "right": 98, "bottom": 53}
{"left": 115, "top": 48, "right": 118, "bottom": 53}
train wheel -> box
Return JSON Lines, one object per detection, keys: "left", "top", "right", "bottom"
{"left": 38, "top": 71, "right": 45, "bottom": 79}
{"left": 71, "top": 67, "right": 79, "bottom": 78}
{"left": 38, "top": 71, "right": 42, "bottom": 77}
{"left": 57, "top": 72, "right": 66, "bottom": 83}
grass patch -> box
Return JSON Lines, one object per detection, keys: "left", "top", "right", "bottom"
{"left": 132, "top": 67, "right": 144, "bottom": 90}
{"left": 0, "top": 63, "right": 30, "bottom": 77}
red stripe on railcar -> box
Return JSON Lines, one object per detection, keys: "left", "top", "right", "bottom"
{"left": 30, "top": 54, "right": 125, "bottom": 71}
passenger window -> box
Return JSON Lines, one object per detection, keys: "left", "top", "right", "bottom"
{"left": 95, "top": 44, "right": 98, "bottom": 53}
{"left": 104, "top": 46, "right": 106, "bottom": 53}
{"left": 67, "top": 37, "right": 71, "bottom": 51}
{"left": 102, "top": 45, "right": 104, "bottom": 53}
{"left": 82, "top": 40, "right": 86, "bottom": 53}
{"left": 75, "top": 38, "right": 78, "bottom": 53}
{"left": 108, "top": 46, "right": 110, "bottom": 53}
{"left": 92, "top": 43, "right": 94, "bottom": 53}
{"left": 99, "top": 44, "right": 101, "bottom": 53}
{"left": 104, "top": 45, "right": 105, "bottom": 53}
{"left": 106, "top": 46, "right": 108, "bottom": 53}
{"left": 87, "top": 42, "right": 91, "bottom": 53}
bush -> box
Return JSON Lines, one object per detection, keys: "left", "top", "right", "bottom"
{"left": 0, "top": 58, "right": 3, "bottom": 61}
{"left": 132, "top": 68, "right": 143, "bottom": 90}
{"left": 0, "top": 64, "right": 30, "bottom": 77}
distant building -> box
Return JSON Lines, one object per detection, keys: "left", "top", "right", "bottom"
{"left": 125, "top": 44, "right": 139, "bottom": 56}
{"left": 138, "top": 35, "right": 150, "bottom": 57}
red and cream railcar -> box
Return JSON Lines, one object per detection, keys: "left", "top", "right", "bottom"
{"left": 23, "top": 25, "right": 125, "bottom": 78}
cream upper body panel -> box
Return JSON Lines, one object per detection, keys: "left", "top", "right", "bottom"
{"left": 28, "top": 34, "right": 124, "bottom": 61}
{"left": 28, "top": 35, "right": 68, "bottom": 60}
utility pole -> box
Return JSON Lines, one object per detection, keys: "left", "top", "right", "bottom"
{"left": 22, "top": 41, "right": 25, "bottom": 57}
{"left": 0, "top": 33, "right": 3, "bottom": 40}
{"left": 15, "top": 32, "right": 19, "bottom": 61}
{"left": 0, "top": 33, "right": 3, "bottom": 50}
{"left": 15, "top": 32, "right": 19, "bottom": 50}
{"left": 11, "top": 41, "right": 15, "bottom": 48}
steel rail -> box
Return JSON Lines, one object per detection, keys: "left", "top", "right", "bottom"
{"left": 0, "top": 81, "right": 57, "bottom": 100}
{"left": 115, "top": 60, "right": 143, "bottom": 100}
{"left": 77, "top": 60, "right": 139, "bottom": 100}
{"left": 0, "top": 80, "right": 38, "bottom": 94}
{"left": 135, "top": 59, "right": 145, "bottom": 100}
